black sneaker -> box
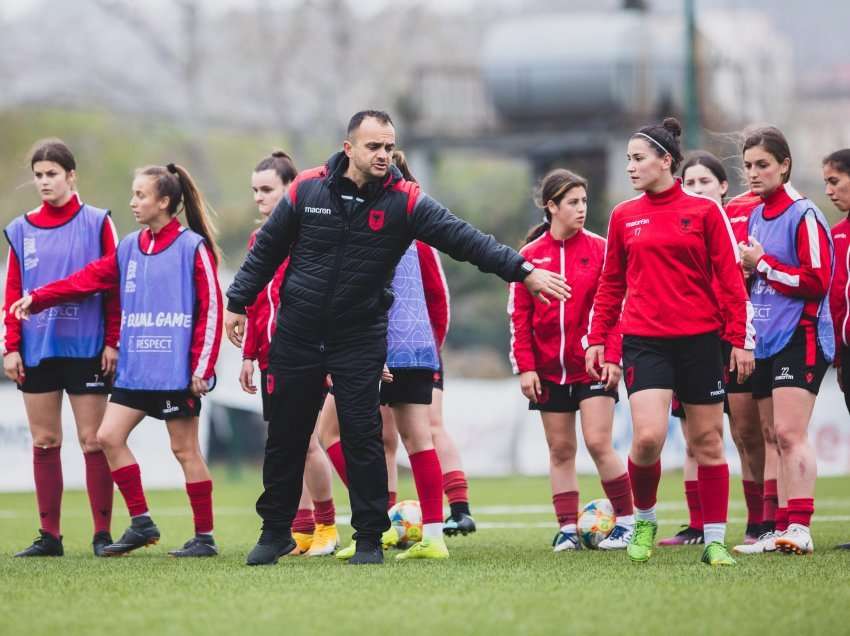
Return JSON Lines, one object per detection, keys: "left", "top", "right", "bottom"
{"left": 245, "top": 529, "right": 295, "bottom": 566}
{"left": 657, "top": 525, "right": 704, "bottom": 546}
{"left": 169, "top": 535, "right": 219, "bottom": 558}
{"left": 443, "top": 513, "right": 476, "bottom": 537}
{"left": 15, "top": 530, "right": 64, "bottom": 557}
{"left": 836, "top": 541, "right": 850, "bottom": 550}
{"left": 348, "top": 545, "right": 384, "bottom": 565}
{"left": 102, "top": 517, "right": 160, "bottom": 556}
{"left": 92, "top": 531, "right": 113, "bottom": 557}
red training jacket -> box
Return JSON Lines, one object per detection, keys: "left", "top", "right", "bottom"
{"left": 831, "top": 215, "right": 850, "bottom": 355}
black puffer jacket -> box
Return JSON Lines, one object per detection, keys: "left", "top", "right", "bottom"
{"left": 227, "top": 152, "right": 529, "bottom": 345}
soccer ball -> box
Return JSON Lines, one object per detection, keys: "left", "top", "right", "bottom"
{"left": 577, "top": 498, "right": 616, "bottom": 549}
{"left": 388, "top": 499, "right": 423, "bottom": 545}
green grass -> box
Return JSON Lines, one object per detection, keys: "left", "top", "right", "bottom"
{"left": 2, "top": 471, "right": 850, "bottom": 636}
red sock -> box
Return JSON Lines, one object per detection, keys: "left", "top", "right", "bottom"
{"left": 763, "top": 478, "right": 778, "bottom": 525}
{"left": 787, "top": 498, "right": 814, "bottom": 528}
{"left": 775, "top": 507, "right": 789, "bottom": 532}
{"left": 685, "top": 480, "right": 703, "bottom": 530}
{"left": 628, "top": 457, "right": 661, "bottom": 510}
{"left": 292, "top": 508, "right": 315, "bottom": 534}
{"left": 742, "top": 480, "right": 764, "bottom": 526}
{"left": 443, "top": 470, "right": 469, "bottom": 504}
{"left": 697, "top": 463, "right": 729, "bottom": 524}
{"left": 552, "top": 491, "right": 579, "bottom": 527}
{"left": 186, "top": 480, "right": 213, "bottom": 534}
{"left": 84, "top": 451, "right": 113, "bottom": 534}
{"left": 33, "top": 446, "right": 63, "bottom": 537}
{"left": 313, "top": 499, "right": 335, "bottom": 526}
{"left": 387, "top": 491, "right": 397, "bottom": 510}
{"left": 111, "top": 464, "right": 148, "bottom": 518}
{"left": 325, "top": 441, "right": 349, "bottom": 487}
{"left": 601, "top": 473, "right": 633, "bottom": 517}
{"left": 408, "top": 449, "right": 444, "bottom": 524}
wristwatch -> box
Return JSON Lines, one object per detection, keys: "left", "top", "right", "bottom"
{"left": 520, "top": 261, "right": 535, "bottom": 277}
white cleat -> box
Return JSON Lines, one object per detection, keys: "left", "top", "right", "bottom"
{"left": 774, "top": 524, "right": 813, "bottom": 555}
{"left": 598, "top": 525, "right": 633, "bottom": 550}
{"left": 733, "top": 530, "right": 780, "bottom": 554}
{"left": 552, "top": 530, "right": 581, "bottom": 552}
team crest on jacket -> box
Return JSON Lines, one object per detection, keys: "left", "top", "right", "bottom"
{"left": 679, "top": 216, "right": 692, "bottom": 232}
{"left": 368, "top": 209, "right": 385, "bottom": 231}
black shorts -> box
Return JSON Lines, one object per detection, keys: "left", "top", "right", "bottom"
{"left": 432, "top": 361, "right": 444, "bottom": 392}
{"left": 529, "top": 380, "right": 619, "bottom": 413}
{"left": 18, "top": 355, "right": 111, "bottom": 395}
{"left": 671, "top": 393, "right": 730, "bottom": 419}
{"left": 839, "top": 347, "right": 850, "bottom": 416}
{"left": 110, "top": 388, "right": 201, "bottom": 421}
{"left": 751, "top": 326, "right": 829, "bottom": 400}
{"left": 260, "top": 369, "right": 273, "bottom": 422}
{"left": 380, "top": 369, "right": 434, "bottom": 406}
{"left": 623, "top": 332, "right": 725, "bottom": 404}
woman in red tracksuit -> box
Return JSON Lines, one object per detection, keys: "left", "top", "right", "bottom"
{"left": 585, "top": 117, "right": 754, "bottom": 567}
{"left": 509, "top": 168, "right": 635, "bottom": 552}
{"left": 238, "top": 151, "right": 339, "bottom": 557}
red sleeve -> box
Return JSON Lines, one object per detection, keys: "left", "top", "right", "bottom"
{"left": 30, "top": 253, "right": 120, "bottom": 313}
{"left": 508, "top": 279, "right": 536, "bottom": 374}
{"left": 588, "top": 212, "right": 627, "bottom": 347}
{"left": 416, "top": 241, "right": 450, "bottom": 348}
{"left": 100, "top": 216, "right": 120, "bottom": 348}
{"left": 756, "top": 215, "right": 832, "bottom": 301}
{"left": 3, "top": 248, "right": 22, "bottom": 354}
{"left": 190, "top": 243, "right": 223, "bottom": 381}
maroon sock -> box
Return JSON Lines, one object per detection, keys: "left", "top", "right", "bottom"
{"left": 763, "top": 479, "right": 778, "bottom": 525}
{"left": 628, "top": 457, "right": 661, "bottom": 510}
{"left": 111, "top": 463, "right": 148, "bottom": 518}
{"left": 84, "top": 450, "right": 113, "bottom": 534}
{"left": 552, "top": 491, "right": 579, "bottom": 527}
{"left": 742, "top": 480, "right": 764, "bottom": 526}
{"left": 387, "top": 490, "right": 397, "bottom": 511}
{"left": 292, "top": 508, "right": 315, "bottom": 534}
{"left": 443, "top": 470, "right": 469, "bottom": 505}
{"left": 186, "top": 480, "right": 213, "bottom": 534}
{"left": 601, "top": 473, "right": 634, "bottom": 517}
{"left": 697, "top": 463, "right": 729, "bottom": 525}
{"left": 409, "top": 449, "right": 444, "bottom": 524}
{"left": 313, "top": 498, "right": 335, "bottom": 526}
{"left": 787, "top": 498, "right": 814, "bottom": 528}
{"left": 685, "top": 480, "right": 703, "bottom": 530}
{"left": 775, "top": 507, "right": 789, "bottom": 532}
{"left": 325, "top": 441, "right": 349, "bottom": 487}
{"left": 33, "top": 446, "right": 63, "bottom": 537}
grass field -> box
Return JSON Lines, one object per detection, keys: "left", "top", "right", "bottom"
{"left": 2, "top": 470, "right": 850, "bottom": 636}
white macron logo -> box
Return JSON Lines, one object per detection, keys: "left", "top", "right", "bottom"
{"left": 775, "top": 367, "right": 794, "bottom": 381}
{"left": 625, "top": 219, "right": 650, "bottom": 228}
{"left": 304, "top": 206, "right": 332, "bottom": 215}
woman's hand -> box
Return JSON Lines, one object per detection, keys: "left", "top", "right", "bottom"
{"left": 239, "top": 359, "right": 257, "bottom": 394}
{"left": 3, "top": 352, "right": 25, "bottom": 384}
{"left": 101, "top": 345, "right": 118, "bottom": 376}
{"left": 190, "top": 375, "right": 210, "bottom": 397}
{"left": 382, "top": 365, "right": 394, "bottom": 383}
{"left": 601, "top": 363, "right": 622, "bottom": 391}
{"left": 585, "top": 345, "right": 605, "bottom": 380}
{"left": 520, "top": 370, "right": 542, "bottom": 402}
{"left": 738, "top": 236, "right": 765, "bottom": 272}
{"left": 9, "top": 295, "right": 33, "bottom": 320}
{"left": 224, "top": 310, "right": 246, "bottom": 347}
{"left": 730, "top": 347, "right": 755, "bottom": 384}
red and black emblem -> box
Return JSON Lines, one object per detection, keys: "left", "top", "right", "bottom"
{"left": 625, "top": 366, "right": 635, "bottom": 389}
{"left": 368, "top": 209, "right": 385, "bottom": 231}
{"left": 805, "top": 371, "right": 814, "bottom": 384}
{"left": 538, "top": 385, "right": 550, "bottom": 404}
{"left": 266, "top": 373, "right": 276, "bottom": 395}
{"left": 680, "top": 217, "right": 692, "bottom": 231}
{"left": 186, "top": 397, "right": 195, "bottom": 409}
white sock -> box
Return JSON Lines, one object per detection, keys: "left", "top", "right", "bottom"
{"left": 703, "top": 522, "right": 726, "bottom": 544}
{"left": 423, "top": 523, "right": 443, "bottom": 540}
{"left": 635, "top": 507, "right": 656, "bottom": 523}
{"left": 198, "top": 531, "right": 213, "bottom": 538}
{"left": 132, "top": 512, "right": 151, "bottom": 522}
{"left": 616, "top": 514, "right": 635, "bottom": 528}
{"left": 559, "top": 523, "right": 577, "bottom": 534}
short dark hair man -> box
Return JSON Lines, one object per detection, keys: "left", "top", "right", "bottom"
{"left": 225, "top": 110, "right": 569, "bottom": 566}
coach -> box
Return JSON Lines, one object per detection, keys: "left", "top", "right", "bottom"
{"left": 225, "top": 110, "right": 568, "bottom": 565}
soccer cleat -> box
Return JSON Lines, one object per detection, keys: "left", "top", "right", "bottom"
{"left": 836, "top": 541, "right": 850, "bottom": 550}
{"left": 290, "top": 532, "right": 313, "bottom": 556}
{"left": 552, "top": 530, "right": 581, "bottom": 552}
{"left": 168, "top": 535, "right": 219, "bottom": 557}
{"left": 658, "top": 525, "right": 704, "bottom": 546}
{"left": 245, "top": 530, "right": 296, "bottom": 566}
{"left": 627, "top": 520, "right": 657, "bottom": 563}
{"left": 701, "top": 541, "right": 737, "bottom": 566}
{"left": 306, "top": 524, "right": 339, "bottom": 557}
{"left": 335, "top": 541, "right": 356, "bottom": 560}
{"left": 443, "top": 512, "right": 477, "bottom": 537}
{"left": 598, "top": 525, "right": 633, "bottom": 550}
{"left": 743, "top": 523, "right": 762, "bottom": 544}
{"left": 395, "top": 537, "right": 450, "bottom": 560}
{"left": 348, "top": 545, "right": 384, "bottom": 565}
{"left": 92, "top": 531, "right": 113, "bottom": 557}
{"left": 774, "top": 524, "right": 814, "bottom": 555}
{"left": 102, "top": 517, "right": 160, "bottom": 556}
{"left": 14, "top": 530, "right": 64, "bottom": 557}
{"left": 381, "top": 527, "right": 400, "bottom": 549}
{"left": 733, "top": 530, "right": 779, "bottom": 555}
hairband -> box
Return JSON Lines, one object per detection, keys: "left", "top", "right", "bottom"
{"left": 635, "top": 132, "right": 670, "bottom": 156}
{"left": 166, "top": 163, "right": 178, "bottom": 174}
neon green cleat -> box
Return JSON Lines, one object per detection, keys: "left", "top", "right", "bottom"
{"left": 701, "top": 541, "right": 737, "bottom": 566}
{"left": 627, "top": 520, "right": 657, "bottom": 563}
{"left": 335, "top": 541, "right": 356, "bottom": 560}
{"left": 395, "top": 538, "right": 449, "bottom": 561}
{"left": 381, "top": 527, "right": 399, "bottom": 549}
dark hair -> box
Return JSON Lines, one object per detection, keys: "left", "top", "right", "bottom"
{"left": 742, "top": 126, "right": 792, "bottom": 183}
{"left": 254, "top": 150, "right": 297, "bottom": 185}
{"left": 30, "top": 138, "right": 76, "bottom": 173}
{"left": 137, "top": 164, "right": 220, "bottom": 263}
{"left": 347, "top": 110, "right": 394, "bottom": 137}
{"left": 392, "top": 150, "right": 416, "bottom": 183}
{"left": 631, "top": 117, "right": 684, "bottom": 173}
{"left": 823, "top": 149, "right": 850, "bottom": 176}
{"left": 524, "top": 169, "right": 588, "bottom": 245}
{"left": 680, "top": 150, "right": 728, "bottom": 185}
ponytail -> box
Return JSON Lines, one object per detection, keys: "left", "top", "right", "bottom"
{"left": 523, "top": 222, "right": 549, "bottom": 246}
{"left": 392, "top": 150, "right": 417, "bottom": 183}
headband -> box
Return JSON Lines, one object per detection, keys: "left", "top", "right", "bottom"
{"left": 635, "top": 132, "right": 671, "bottom": 156}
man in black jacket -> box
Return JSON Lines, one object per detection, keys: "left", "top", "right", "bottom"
{"left": 225, "top": 110, "right": 569, "bottom": 566}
